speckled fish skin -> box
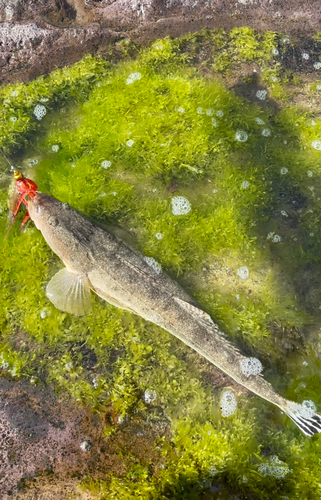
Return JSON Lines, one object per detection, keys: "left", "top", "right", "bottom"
{"left": 27, "top": 192, "right": 321, "bottom": 436}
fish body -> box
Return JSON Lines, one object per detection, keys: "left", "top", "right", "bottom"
{"left": 28, "top": 193, "right": 321, "bottom": 436}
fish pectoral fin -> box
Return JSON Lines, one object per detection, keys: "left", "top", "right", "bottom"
{"left": 46, "top": 268, "right": 92, "bottom": 317}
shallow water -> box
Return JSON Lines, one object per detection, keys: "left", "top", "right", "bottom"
{"left": 0, "top": 31, "right": 321, "bottom": 499}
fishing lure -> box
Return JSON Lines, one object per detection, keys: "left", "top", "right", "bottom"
{"left": 12, "top": 171, "right": 38, "bottom": 229}
{"left": 0, "top": 149, "right": 38, "bottom": 230}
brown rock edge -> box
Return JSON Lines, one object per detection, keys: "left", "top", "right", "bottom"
{"left": 0, "top": 0, "right": 321, "bottom": 84}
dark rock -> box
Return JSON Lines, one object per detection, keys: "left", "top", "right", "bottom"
{"left": 1, "top": 0, "right": 321, "bottom": 84}
{"left": 0, "top": 376, "right": 122, "bottom": 499}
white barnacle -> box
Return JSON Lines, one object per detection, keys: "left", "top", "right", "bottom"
{"left": 237, "top": 266, "right": 249, "bottom": 280}
{"left": 271, "top": 76, "right": 278, "bottom": 82}
{"left": 178, "top": 106, "right": 185, "bottom": 113}
{"left": 9, "top": 116, "right": 17, "bottom": 122}
{"left": 211, "top": 118, "right": 218, "bottom": 127}
{"left": 51, "top": 144, "right": 59, "bottom": 152}
{"left": 171, "top": 196, "right": 191, "bottom": 215}
{"left": 206, "top": 108, "right": 214, "bottom": 116}
{"left": 216, "top": 109, "right": 224, "bottom": 117}
{"left": 155, "top": 232, "right": 163, "bottom": 240}
{"left": 40, "top": 97, "right": 49, "bottom": 103}
{"left": 311, "top": 140, "right": 321, "bottom": 150}
{"left": 281, "top": 210, "right": 288, "bottom": 217}
{"left": 272, "top": 48, "right": 279, "bottom": 56}
{"left": 302, "top": 52, "right": 310, "bottom": 60}
{"left": 126, "top": 72, "right": 142, "bottom": 85}
{"left": 240, "top": 357, "right": 263, "bottom": 377}
{"left": 126, "top": 139, "right": 134, "bottom": 147}
{"left": 10, "top": 90, "right": 19, "bottom": 97}
{"left": 220, "top": 389, "right": 237, "bottom": 418}
{"left": 255, "top": 117, "right": 265, "bottom": 125}
{"left": 33, "top": 104, "right": 47, "bottom": 120}
{"left": 280, "top": 167, "right": 288, "bottom": 174}
{"left": 143, "top": 389, "right": 157, "bottom": 403}
{"left": 262, "top": 128, "right": 271, "bottom": 137}
{"left": 256, "top": 90, "right": 267, "bottom": 100}
{"left": 307, "top": 170, "right": 313, "bottom": 177}
{"left": 144, "top": 256, "right": 162, "bottom": 274}
{"left": 272, "top": 234, "right": 281, "bottom": 243}
{"left": 313, "top": 62, "right": 321, "bottom": 70}
{"left": 197, "top": 107, "right": 204, "bottom": 114}
{"left": 101, "top": 160, "right": 112, "bottom": 169}
{"left": 235, "top": 130, "right": 248, "bottom": 142}
{"left": 241, "top": 180, "right": 250, "bottom": 189}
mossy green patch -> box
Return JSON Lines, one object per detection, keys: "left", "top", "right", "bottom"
{"left": 0, "top": 27, "right": 321, "bottom": 499}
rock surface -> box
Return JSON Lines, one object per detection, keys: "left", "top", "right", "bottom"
{"left": 0, "top": 376, "right": 111, "bottom": 499}
{"left": 0, "top": 375, "right": 166, "bottom": 498}
{"left": 0, "top": 0, "right": 321, "bottom": 83}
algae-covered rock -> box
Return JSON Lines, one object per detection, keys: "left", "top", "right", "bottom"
{"left": 0, "top": 28, "right": 320, "bottom": 499}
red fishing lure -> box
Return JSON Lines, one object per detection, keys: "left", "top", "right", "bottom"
{"left": 13, "top": 171, "right": 38, "bottom": 229}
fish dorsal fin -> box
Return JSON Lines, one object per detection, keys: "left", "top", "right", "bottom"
{"left": 173, "top": 297, "right": 241, "bottom": 354}
{"left": 174, "top": 297, "right": 224, "bottom": 332}
{"left": 46, "top": 268, "right": 92, "bottom": 316}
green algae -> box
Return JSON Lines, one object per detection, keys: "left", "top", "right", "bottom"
{"left": 0, "top": 29, "right": 321, "bottom": 499}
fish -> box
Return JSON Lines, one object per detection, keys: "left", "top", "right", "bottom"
{"left": 27, "top": 192, "right": 321, "bottom": 436}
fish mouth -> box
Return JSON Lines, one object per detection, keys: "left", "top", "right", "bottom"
{"left": 28, "top": 194, "right": 42, "bottom": 216}
{"left": 27, "top": 193, "right": 52, "bottom": 227}
{"left": 29, "top": 193, "right": 52, "bottom": 213}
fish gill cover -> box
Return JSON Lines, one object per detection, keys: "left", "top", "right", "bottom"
{"left": 0, "top": 28, "right": 320, "bottom": 498}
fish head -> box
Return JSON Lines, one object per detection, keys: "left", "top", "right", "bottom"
{"left": 28, "top": 192, "right": 93, "bottom": 273}
{"left": 28, "top": 192, "right": 68, "bottom": 231}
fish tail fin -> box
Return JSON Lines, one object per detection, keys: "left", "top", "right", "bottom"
{"left": 282, "top": 402, "right": 321, "bottom": 436}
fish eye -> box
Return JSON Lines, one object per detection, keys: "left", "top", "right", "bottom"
{"left": 48, "top": 216, "right": 59, "bottom": 227}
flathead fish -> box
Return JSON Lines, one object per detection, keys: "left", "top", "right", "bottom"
{"left": 27, "top": 192, "right": 321, "bottom": 436}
